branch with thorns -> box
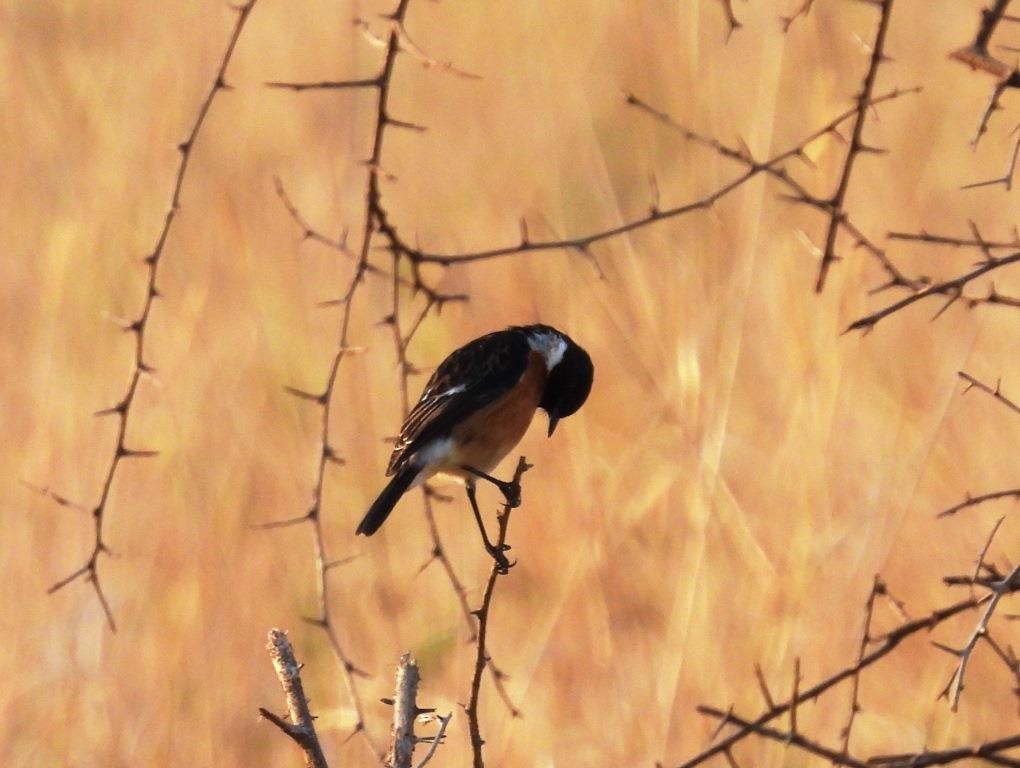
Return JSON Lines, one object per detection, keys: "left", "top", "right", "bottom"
{"left": 676, "top": 572, "right": 1020, "bottom": 767}
{"left": 256, "top": 0, "right": 436, "bottom": 759}
{"left": 464, "top": 457, "right": 530, "bottom": 768}
{"left": 624, "top": 84, "right": 922, "bottom": 294}
{"left": 947, "top": 0, "right": 1020, "bottom": 187}
{"left": 935, "top": 518, "right": 1020, "bottom": 712}
{"left": 34, "top": 0, "right": 259, "bottom": 631}
{"left": 814, "top": 0, "right": 896, "bottom": 293}
{"left": 714, "top": 0, "right": 742, "bottom": 41}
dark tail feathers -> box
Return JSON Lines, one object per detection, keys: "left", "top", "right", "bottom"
{"left": 356, "top": 465, "right": 418, "bottom": 536}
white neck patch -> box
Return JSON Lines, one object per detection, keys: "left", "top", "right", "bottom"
{"left": 527, "top": 331, "right": 568, "bottom": 371}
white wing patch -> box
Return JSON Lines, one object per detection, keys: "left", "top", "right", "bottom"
{"left": 433, "top": 383, "right": 466, "bottom": 398}
{"left": 527, "top": 331, "right": 567, "bottom": 370}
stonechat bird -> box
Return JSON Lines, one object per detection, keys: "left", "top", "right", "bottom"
{"left": 356, "top": 324, "right": 593, "bottom": 570}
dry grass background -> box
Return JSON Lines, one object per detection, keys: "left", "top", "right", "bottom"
{"left": 2, "top": 0, "right": 1019, "bottom": 765}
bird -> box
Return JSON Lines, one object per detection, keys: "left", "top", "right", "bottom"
{"left": 356, "top": 324, "right": 593, "bottom": 569}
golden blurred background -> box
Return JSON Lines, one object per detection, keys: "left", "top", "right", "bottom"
{"left": 3, "top": 0, "right": 1019, "bottom": 765}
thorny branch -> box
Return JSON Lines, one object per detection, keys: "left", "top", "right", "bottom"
{"left": 700, "top": 705, "right": 1020, "bottom": 767}
{"left": 845, "top": 250, "right": 1020, "bottom": 333}
{"left": 39, "top": 0, "right": 259, "bottom": 631}
{"left": 937, "top": 535, "right": 1020, "bottom": 712}
{"left": 814, "top": 0, "right": 896, "bottom": 293}
{"left": 270, "top": 3, "right": 524, "bottom": 759}
{"left": 840, "top": 575, "right": 885, "bottom": 755}
{"left": 257, "top": 0, "right": 436, "bottom": 760}
{"left": 950, "top": 0, "right": 1020, "bottom": 148}
{"left": 715, "top": 0, "right": 742, "bottom": 40}
{"left": 959, "top": 370, "right": 1020, "bottom": 418}
{"left": 625, "top": 86, "right": 922, "bottom": 294}
{"left": 677, "top": 581, "right": 1020, "bottom": 767}
{"left": 393, "top": 78, "right": 918, "bottom": 291}
{"left": 260, "top": 628, "right": 330, "bottom": 768}
{"left": 780, "top": 0, "right": 816, "bottom": 33}
{"left": 466, "top": 457, "right": 530, "bottom": 768}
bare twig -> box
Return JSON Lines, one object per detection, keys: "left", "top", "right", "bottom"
{"left": 939, "top": 563, "right": 1020, "bottom": 711}
{"left": 868, "top": 733, "right": 1020, "bottom": 767}
{"left": 715, "top": 0, "right": 742, "bottom": 40}
{"left": 841, "top": 576, "right": 883, "bottom": 754}
{"left": 467, "top": 457, "right": 531, "bottom": 768}
{"left": 386, "top": 653, "right": 421, "bottom": 768}
{"left": 260, "top": 628, "right": 330, "bottom": 768}
{"left": 958, "top": 371, "right": 1020, "bottom": 417}
{"left": 43, "top": 0, "right": 259, "bottom": 632}
{"left": 698, "top": 706, "right": 869, "bottom": 768}
{"left": 415, "top": 712, "right": 452, "bottom": 768}
{"left": 780, "top": 0, "right": 816, "bottom": 32}
{"left": 983, "top": 632, "right": 1020, "bottom": 715}
{"left": 951, "top": 0, "right": 1020, "bottom": 83}
{"left": 815, "top": 0, "right": 896, "bottom": 293}
{"left": 753, "top": 664, "right": 775, "bottom": 710}
{"left": 626, "top": 87, "right": 922, "bottom": 292}
{"left": 676, "top": 589, "right": 1020, "bottom": 767}
{"left": 941, "top": 489, "right": 1020, "bottom": 518}
{"left": 700, "top": 706, "right": 1020, "bottom": 767}
{"left": 961, "top": 124, "right": 1020, "bottom": 189}
{"left": 845, "top": 250, "right": 1020, "bottom": 332}
{"left": 888, "top": 229, "right": 1020, "bottom": 250}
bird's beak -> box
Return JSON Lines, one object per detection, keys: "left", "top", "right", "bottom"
{"left": 547, "top": 409, "right": 561, "bottom": 437}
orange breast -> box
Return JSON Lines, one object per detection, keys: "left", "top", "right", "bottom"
{"left": 442, "top": 350, "right": 547, "bottom": 475}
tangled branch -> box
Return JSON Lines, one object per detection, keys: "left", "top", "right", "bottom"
{"left": 677, "top": 580, "right": 1020, "bottom": 767}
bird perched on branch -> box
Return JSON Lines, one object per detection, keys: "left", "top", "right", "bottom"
{"left": 356, "top": 324, "right": 593, "bottom": 570}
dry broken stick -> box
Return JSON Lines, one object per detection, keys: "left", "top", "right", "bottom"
{"left": 382, "top": 653, "right": 451, "bottom": 768}
{"left": 38, "top": 0, "right": 259, "bottom": 631}
{"left": 260, "top": 628, "right": 330, "bottom": 768}
{"left": 385, "top": 652, "right": 421, "bottom": 768}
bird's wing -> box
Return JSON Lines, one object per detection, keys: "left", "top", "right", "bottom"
{"left": 386, "top": 329, "right": 531, "bottom": 475}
